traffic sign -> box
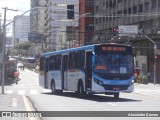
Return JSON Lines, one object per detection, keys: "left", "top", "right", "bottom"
{"left": 118, "top": 25, "right": 138, "bottom": 36}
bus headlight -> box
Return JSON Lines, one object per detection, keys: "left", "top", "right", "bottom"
{"left": 94, "top": 78, "right": 103, "bottom": 86}
{"left": 130, "top": 80, "right": 134, "bottom": 86}
{"left": 99, "top": 81, "right": 103, "bottom": 86}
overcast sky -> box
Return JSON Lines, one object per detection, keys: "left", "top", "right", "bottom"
{"left": 0, "top": 0, "right": 30, "bottom": 36}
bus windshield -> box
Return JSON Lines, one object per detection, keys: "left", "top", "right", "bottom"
{"left": 94, "top": 54, "right": 134, "bottom": 79}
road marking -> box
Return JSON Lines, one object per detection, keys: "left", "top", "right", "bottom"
{"left": 6, "top": 90, "right": 13, "bottom": 94}
{"left": 134, "top": 92, "right": 160, "bottom": 100}
{"left": 30, "top": 90, "right": 38, "bottom": 94}
{"left": 134, "top": 89, "right": 160, "bottom": 93}
{"left": 18, "top": 90, "right": 26, "bottom": 95}
{"left": 107, "top": 103, "right": 116, "bottom": 106}
{"left": 42, "top": 89, "right": 52, "bottom": 93}
{"left": 22, "top": 96, "right": 37, "bottom": 120}
{"left": 12, "top": 98, "right": 17, "bottom": 108}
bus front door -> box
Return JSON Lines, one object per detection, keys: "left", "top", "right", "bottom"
{"left": 45, "top": 58, "right": 49, "bottom": 88}
{"left": 85, "top": 51, "right": 92, "bottom": 90}
{"left": 62, "top": 55, "right": 68, "bottom": 90}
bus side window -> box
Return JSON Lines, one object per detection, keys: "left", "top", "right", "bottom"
{"left": 69, "top": 52, "right": 76, "bottom": 69}
{"left": 49, "top": 56, "right": 56, "bottom": 70}
{"left": 55, "top": 55, "right": 61, "bottom": 70}
{"left": 77, "top": 50, "right": 85, "bottom": 69}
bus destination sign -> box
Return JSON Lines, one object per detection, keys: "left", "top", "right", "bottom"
{"left": 101, "top": 46, "right": 126, "bottom": 51}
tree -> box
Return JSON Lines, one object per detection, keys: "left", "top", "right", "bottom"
{"left": 14, "top": 41, "right": 31, "bottom": 56}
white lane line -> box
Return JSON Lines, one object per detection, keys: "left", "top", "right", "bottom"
{"left": 42, "top": 89, "right": 52, "bottom": 93}
{"left": 30, "top": 90, "right": 38, "bottom": 94}
{"left": 107, "top": 103, "right": 116, "bottom": 106}
{"left": 18, "top": 90, "right": 26, "bottom": 95}
{"left": 134, "top": 89, "right": 160, "bottom": 93}
{"left": 6, "top": 90, "right": 13, "bottom": 94}
{"left": 12, "top": 98, "right": 17, "bottom": 108}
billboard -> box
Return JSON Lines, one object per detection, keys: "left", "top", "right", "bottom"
{"left": 28, "top": 33, "right": 45, "bottom": 43}
{"left": 118, "top": 25, "right": 138, "bottom": 36}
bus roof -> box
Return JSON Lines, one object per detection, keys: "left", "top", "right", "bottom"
{"left": 40, "top": 43, "right": 132, "bottom": 57}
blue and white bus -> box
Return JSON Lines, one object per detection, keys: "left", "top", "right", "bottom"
{"left": 39, "top": 43, "right": 134, "bottom": 98}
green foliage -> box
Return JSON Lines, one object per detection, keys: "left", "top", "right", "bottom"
{"left": 14, "top": 41, "right": 31, "bottom": 56}
{"left": 137, "top": 73, "right": 148, "bottom": 84}
{"left": 14, "top": 41, "right": 31, "bottom": 51}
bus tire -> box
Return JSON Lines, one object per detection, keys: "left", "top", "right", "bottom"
{"left": 51, "top": 81, "right": 56, "bottom": 94}
{"left": 78, "top": 82, "right": 85, "bottom": 97}
{"left": 114, "top": 93, "right": 119, "bottom": 99}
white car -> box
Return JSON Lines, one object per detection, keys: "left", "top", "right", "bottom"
{"left": 17, "top": 63, "right": 24, "bottom": 68}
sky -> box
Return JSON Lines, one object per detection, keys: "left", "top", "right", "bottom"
{"left": 0, "top": 0, "right": 30, "bottom": 36}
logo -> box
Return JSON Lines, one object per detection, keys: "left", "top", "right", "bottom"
{"left": 2, "top": 112, "right": 11, "bottom": 117}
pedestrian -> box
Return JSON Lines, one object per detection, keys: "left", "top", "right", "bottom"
{"left": 147, "top": 71, "right": 151, "bottom": 81}
{"left": 134, "top": 72, "right": 138, "bottom": 82}
{"left": 14, "top": 71, "right": 20, "bottom": 79}
{"left": 22, "top": 65, "right": 25, "bottom": 71}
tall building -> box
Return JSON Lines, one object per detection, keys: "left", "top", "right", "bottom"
{"left": 12, "top": 15, "right": 30, "bottom": 45}
{"left": 79, "top": 0, "right": 94, "bottom": 46}
{"left": 30, "top": 0, "right": 46, "bottom": 54}
{"left": 30, "top": 0, "right": 46, "bottom": 33}
{"left": 45, "top": 0, "right": 79, "bottom": 51}
{"left": 94, "top": 0, "right": 160, "bottom": 82}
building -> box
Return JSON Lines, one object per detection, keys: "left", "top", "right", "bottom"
{"left": 79, "top": 0, "right": 94, "bottom": 46}
{"left": 94, "top": 0, "right": 160, "bottom": 83}
{"left": 30, "top": 0, "right": 46, "bottom": 54}
{"left": 12, "top": 15, "right": 30, "bottom": 45}
{"left": 45, "top": 0, "right": 79, "bottom": 51}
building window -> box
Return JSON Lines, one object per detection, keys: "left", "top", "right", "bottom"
{"left": 96, "top": 6, "right": 99, "bottom": 12}
{"left": 144, "top": 2, "right": 149, "bottom": 12}
{"left": 124, "top": 9, "right": 127, "bottom": 14}
{"left": 128, "top": 8, "right": 131, "bottom": 14}
{"left": 86, "top": 0, "right": 94, "bottom": 7}
{"left": 85, "top": 25, "right": 94, "bottom": 31}
{"left": 138, "top": 4, "right": 143, "bottom": 13}
{"left": 118, "top": 0, "right": 123, "bottom": 3}
{"left": 133, "top": 6, "right": 137, "bottom": 14}
{"left": 151, "top": 0, "right": 157, "bottom": 9}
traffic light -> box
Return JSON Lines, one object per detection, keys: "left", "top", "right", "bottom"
{"left": 154, "top": 55, "right": 160, "bottom": 62}
{"left": 112, "top": 27, "right": 117, "bottom": 36}
{"left": 67, "top": 5, "right": 74, "bottom": 19}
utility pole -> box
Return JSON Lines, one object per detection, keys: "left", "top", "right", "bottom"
{"left": 1, "top": 7, "right": 18, "bottom": 94}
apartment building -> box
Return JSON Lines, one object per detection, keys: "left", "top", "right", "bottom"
{"left": 30, "top": 0, "right": 46, "bottom": 33}
{"left": 94, "top": 0, "right": 160, "bottom": 82}
{"left": 12, "top": 15, "right": 30, "bottom": 44}
{"left": 30, "top": 0, "right": 46, "bottom": 54}
{"left": 45, "top": 0, "right": 79, "bottom": 51}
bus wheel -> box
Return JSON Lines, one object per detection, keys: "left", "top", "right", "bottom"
{"left": 114, "top": 93, "right": 119, "bottom": 99}
{"left": 78, "top": 82, "right": 85, "bottom": 97}
{"left": 51, "top": 82, "right": 56, "bottom": 94}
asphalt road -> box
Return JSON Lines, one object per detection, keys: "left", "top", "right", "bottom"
{"left": 3, "top": 69, "right": 160, "bottom": 120}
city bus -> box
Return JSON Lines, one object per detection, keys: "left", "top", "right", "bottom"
{"left": 39, "top": 43, "right": 134, "bottom": 99}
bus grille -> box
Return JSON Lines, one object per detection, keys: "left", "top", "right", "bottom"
{"left": 103, "top": 85, "right": 129, "bottom": 91}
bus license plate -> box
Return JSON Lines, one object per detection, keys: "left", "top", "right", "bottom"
{"left": 113, "top": 87, "right": 120, "bottom": 90}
